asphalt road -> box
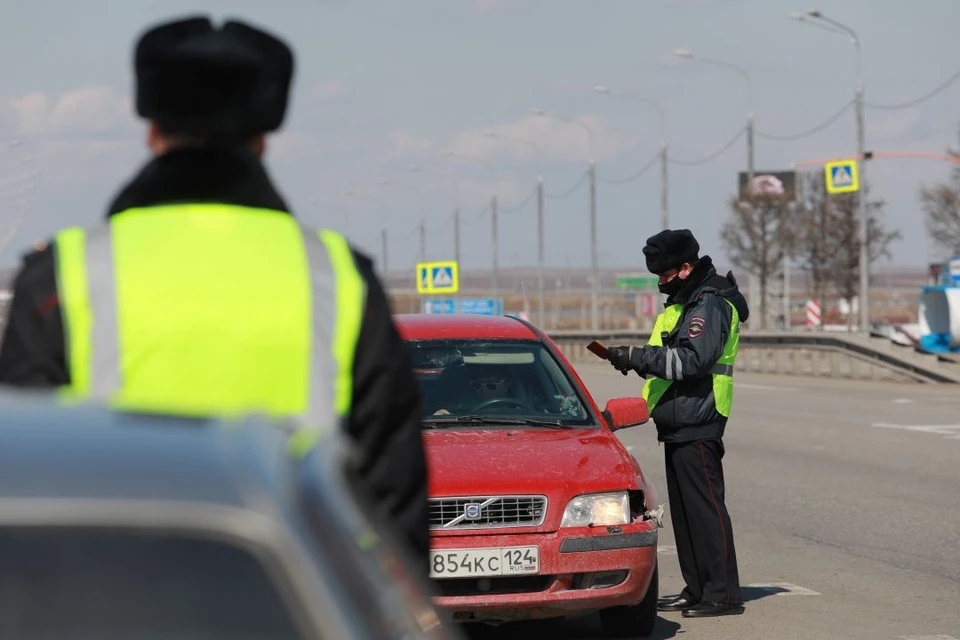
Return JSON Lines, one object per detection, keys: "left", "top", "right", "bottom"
{"left": 464, "top": 365, "right": 960, "bottom": 640}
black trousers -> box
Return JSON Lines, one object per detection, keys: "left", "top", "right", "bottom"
{"left": 664, "top": 438, "right": 742, "bottom": 605}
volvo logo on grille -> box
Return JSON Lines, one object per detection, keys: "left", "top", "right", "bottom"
{"left": 463, "top": 503, "right": 483, "bottom": 520}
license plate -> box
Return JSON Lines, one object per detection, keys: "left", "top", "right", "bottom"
{"left": 429, "top": 546, "right": 539, "bottom": 579}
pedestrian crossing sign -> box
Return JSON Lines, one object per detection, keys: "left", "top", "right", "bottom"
{"left": 824, "top": 159, "right": 859, "bottom": 194}
{"left": 416, "top": 260, "right": 459, "bottom": 294}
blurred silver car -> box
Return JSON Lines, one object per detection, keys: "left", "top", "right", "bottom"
{"left": 0, "top": 393, "right": 462, "bottom": 640}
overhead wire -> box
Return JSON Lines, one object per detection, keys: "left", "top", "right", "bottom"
{"left": 596, "top": 152, "right": 661, "bottom": 185}
{"left": 756, "top": 101, "right": 854, "bottom": 140}
{"left": 544, "top": 171, "right": 588, "bottom": 199}
{"left": 463, "top": 201, "right": 490, "bottom": 225}
{"left": 393, "top": 65, "right": 960, "bottom": 245}
{"left": 668, "top": 127, "right": 745, "bottom": 166}
{"left": 866, "top": 67, "right": 960, "bottom": 110}
{"left": 499, "top": 185, "right": 538, "bottom": 214}
{"left": 430, "top": 216, "right": 453, "bottom": 233}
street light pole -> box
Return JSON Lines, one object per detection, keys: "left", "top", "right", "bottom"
{"left": 589, "top": 160, "right": 598, "bottom": 329}
{"left": 484, "top": 132, "right": 547, "bottom": 325}
{"left": 381, "top": 228, "right": 388, "bottom": 281}
{"left": 491, "top": 195, "right": 500, "bottom": 297}
{"left": 594, "top": 85, "right": 669, "bottom": 230}
{"left": 345, "top": 190, "right": 388, "bottom": 276}
{"left": 444, "top": 151, "right": 499, "bottom": 298}
{"left": 419, "top": 218, "right": 426, "bottom": 262}
{"left": 377, "top": 179, "right": 427, "bottom": 271}
{"left": 406, "top": 167, "right": 462, "bottom": 299}
{"left": 673, "top": 49, "right": 754, "bottom": 184}
{"left": 674, "top": 49, "right": 760, "bottom": 322}
{"left": 531, "top": 108, "right": 599, "bottom": 330}
{"left": 537, "top": 176, "right": 545, "bottom": 325}
{"left": 791, "top": 10, "right": 869, "bottom": 331}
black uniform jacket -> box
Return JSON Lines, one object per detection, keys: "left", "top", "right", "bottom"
{"left": 632, "top": 256, "right": 750, "bottom": 443}
{"left": 0, "top": 147, "right": 430, "bottom": 575}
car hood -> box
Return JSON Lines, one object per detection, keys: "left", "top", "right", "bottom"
{"left": 424, "top": 427, "right": 636, "bottom": 522}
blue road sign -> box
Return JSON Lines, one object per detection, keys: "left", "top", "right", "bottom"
{"left": 824, "top": 159, "right": 859, "bottom": 194}
{"left": 417, "top": 265, "right": 430, "bottom": 292}
{"left": 431, "top": 266, "right": 454, "bottom": 290}
{"left": 830, "top": 165, "right": 852, "bottom": 187}
{"left": 422, "top": 298, "right": 456, "bottom": 314}
{"left": 458, "top": 298, "right": 503, "bottom": 316}
{"left": 420, "top": 297, "right": 504, "bottom": 315}
{"left": 415, "top": 261, "right": 459, "bottom": 294}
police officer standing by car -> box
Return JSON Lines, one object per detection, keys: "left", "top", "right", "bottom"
{"left": 0, "top": 15, "right": 429, "bottom": 578}
{"left": 606, "top": 229, "right": 748, "bottom": 619}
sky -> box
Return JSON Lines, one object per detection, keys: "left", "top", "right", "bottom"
{"left": 1, "top": 0, "right": 958, "bottom": 275}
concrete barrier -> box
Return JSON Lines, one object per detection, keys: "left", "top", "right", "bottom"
{"left": 548, "top": 330, "right": 960, "bottom": 384}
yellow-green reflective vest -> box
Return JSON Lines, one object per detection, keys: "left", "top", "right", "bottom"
{"left": 641, "top": 298, "right": 740, "bottom": 418}
{"left": 53, "top": 203, "right": 366, "bottom": 441}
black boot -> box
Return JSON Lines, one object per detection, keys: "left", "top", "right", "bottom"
{"left": 658, "top": 594, "right": 699, "bottom": 612}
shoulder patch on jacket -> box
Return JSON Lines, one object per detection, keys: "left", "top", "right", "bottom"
{"left": 687, "top": 315, "right": 706, "bottom": 338}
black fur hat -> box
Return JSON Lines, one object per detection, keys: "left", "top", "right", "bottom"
{"left": 642, "top": 229, "right": 700, "bottom": 274}
{"left": 134, "top": 15, "right": 294, "bottom": 138}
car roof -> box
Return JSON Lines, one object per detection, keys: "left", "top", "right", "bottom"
{"left": 0, "top": 392, "right": 305, "bottom": 522}
{"left": 0, "top": 394, "right": 450, "bottom": 640}
{"left": 393, "top": 313, "right": 541, "bottom": 341}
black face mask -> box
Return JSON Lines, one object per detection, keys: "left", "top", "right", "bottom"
{"left": 658, "top": 275, "right": 685, "bottom": 297}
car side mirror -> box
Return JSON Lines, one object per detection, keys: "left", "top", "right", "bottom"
{"left": 602, "top": 397, "right": 649, "bottom": 431}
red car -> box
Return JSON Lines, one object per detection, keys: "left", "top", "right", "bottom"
{"left": 395, "top": 313, "right": 662, "bottom": 637}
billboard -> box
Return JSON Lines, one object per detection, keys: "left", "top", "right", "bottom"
{"left": 737, "top": 170, "right": 797, "bottom": 202}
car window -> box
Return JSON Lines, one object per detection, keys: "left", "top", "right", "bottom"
{"left": 0, "top": 528, "right": 306, "bottom": 640}
{"left": 405, "top": 339, "right": 593, "bottom": 426}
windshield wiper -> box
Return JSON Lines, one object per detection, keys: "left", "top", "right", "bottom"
{"left": 422, "top": 415, "right": 575, "bottom": 429}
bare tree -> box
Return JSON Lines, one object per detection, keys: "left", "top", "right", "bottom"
{"left": 720, "top": 193, "right": 795, "bottom": 329}
{"left": 792, "top": 173, "right": 832, "bottom": 309}
{"left": 791, "top": 171, "right": 901, "bottom": 327}
{"left": 824, "top": 190, "right": 900, "bottom": 324}
{"left": 918, "top": 127, "right": 960, "bottom": 257}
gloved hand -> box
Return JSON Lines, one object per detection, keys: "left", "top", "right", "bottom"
{"left": 606, "top": 346, "right": 635, "bottom": 376}
{"left": 607, "top": 345, "right": 651, "bottom": 377}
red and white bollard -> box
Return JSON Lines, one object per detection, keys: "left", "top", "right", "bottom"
{"left": 805, "top": 300, "right": 822, "bottom": 328}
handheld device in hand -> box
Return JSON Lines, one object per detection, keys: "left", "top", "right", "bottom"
{"left": 586, "top": 340, "right": 608, "bottom": 359}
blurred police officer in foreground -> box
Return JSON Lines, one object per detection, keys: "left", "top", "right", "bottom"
{"left": 606, "top": 229, "right": 749, "bottom": 618}
{"left": 0, "top": 15, "right": 429, "bottom": 576}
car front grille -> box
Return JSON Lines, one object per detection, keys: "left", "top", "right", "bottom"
{"left": 429, "top": 495, "right": 547, "bottom": 530}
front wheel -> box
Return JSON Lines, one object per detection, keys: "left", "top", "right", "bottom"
{"left": 599, "top": 561, "right": 658, "bottom": 638}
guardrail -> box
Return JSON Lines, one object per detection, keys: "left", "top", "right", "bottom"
{"left": 546, "top": 330, "right": 960, "bottom": 384}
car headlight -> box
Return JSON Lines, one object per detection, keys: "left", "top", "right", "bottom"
{"left": 560, "top": 491, "right": 630, "bottom": 527}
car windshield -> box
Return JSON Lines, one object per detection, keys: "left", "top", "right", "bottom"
{"left": 405, "top": 339, "right": 593, "bottom": 427}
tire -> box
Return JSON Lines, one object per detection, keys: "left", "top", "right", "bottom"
{"left": 599, "top": 561, "right": 659, "bottom": 638}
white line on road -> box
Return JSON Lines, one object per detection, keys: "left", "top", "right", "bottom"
{"left": 892, "top": 398, "right": 915, "bottom": 404}
{"left": 744, "top": 582, "right": 821, "bottom": 596}
{"left": 872, "top": 423, "right": 960, "bottom": 439}
{"left": 738, "top": 383, "right": 797, "bottom": 391}
{"left": 658, "top": 550, "right": 820, "bottom": 597}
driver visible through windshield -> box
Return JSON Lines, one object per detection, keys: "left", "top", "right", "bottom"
{"left": 405, "top": 339, "right": 593, "bottom": 428}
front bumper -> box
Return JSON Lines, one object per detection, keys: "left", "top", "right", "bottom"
{"left": 429, "top": 522, "right": 657, "bottom": 623}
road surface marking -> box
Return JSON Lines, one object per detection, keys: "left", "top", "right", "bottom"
{"left": 892, "top": 398, "right": 914, "bottom": 404}
{"left": 872, "top": 423, "right": 960, "bottom": 439}
{"left": 658, "top": 544, "right": 677, "bottom": 556}
{"left": 738, "top": 383, "right": 797, "bottom": 391}
{"left": 744, "top": 582, "right": 820, "bottom": 596}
